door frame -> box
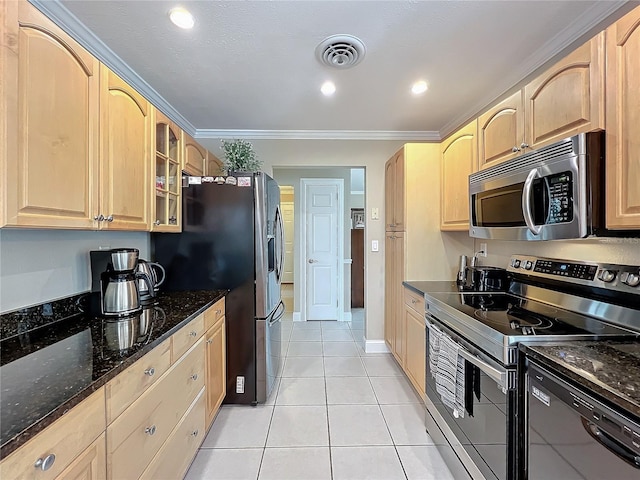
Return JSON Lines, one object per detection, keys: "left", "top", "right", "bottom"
{"left": 299, "top": 178, "right": 345, "bottom": 321}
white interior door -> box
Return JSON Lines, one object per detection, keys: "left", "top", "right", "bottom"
{"left": 303, "top": 180, "right": 343, "bottom": 320}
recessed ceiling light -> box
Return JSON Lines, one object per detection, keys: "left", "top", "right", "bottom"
{"left": 321, "top": 81, "right": 336, "bottom": 96}
{"left": 411, "top": 81, "right": 428, "bottom": 95}
{"left": 169, "top": 7, "right": 195, "bottom": 29}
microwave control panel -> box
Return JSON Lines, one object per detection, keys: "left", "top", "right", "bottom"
{"left": 546, "top": 172, "right": 573, "bottom": 224}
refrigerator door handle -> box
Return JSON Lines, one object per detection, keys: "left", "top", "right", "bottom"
{"left": 275, "top": 205, "right": 285, "bottom": 282}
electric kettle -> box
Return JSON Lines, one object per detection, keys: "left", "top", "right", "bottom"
{"left": 136, "top": 259, "right": 166, "bottom": 303}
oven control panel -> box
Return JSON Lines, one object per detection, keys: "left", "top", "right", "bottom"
{"left": 508, "top": 255, "right": 640, "bottom": 293}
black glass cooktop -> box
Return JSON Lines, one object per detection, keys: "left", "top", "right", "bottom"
{"left": 429, "top": 292, "right": 633, "bottom": 338}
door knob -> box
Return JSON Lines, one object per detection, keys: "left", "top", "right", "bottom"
{"left": 308, "top": 259, "right": 318, "bottom": 264}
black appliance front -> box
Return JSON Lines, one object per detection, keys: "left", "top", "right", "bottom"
{"left": 526, "top": 362, "right": 640, "bottom": 479}
{"left": 152, "top": 178, "right": 259, "bottom": 404}
{"left": 425, "top": 320, "right": 518, "bottom": 480}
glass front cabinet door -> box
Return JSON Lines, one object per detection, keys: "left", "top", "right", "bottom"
{"left": 153, "top": 110, "right": 181, "bottom": 232}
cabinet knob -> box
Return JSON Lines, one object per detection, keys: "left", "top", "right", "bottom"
{"left": 189, "top": 331, "right": 198, "bottom": 337}
{"left": 411, "top": 299, "right": 417, "bottom": 304}
{"left": 154, "top": 220, "right": 161, "bottom": 225}
{"left": 144, "top": 367, "right": 155, "bottom": 377}
{"left": 191, "top": 373, "right": 199, "bottom": 381}
{"left": 106, "top": 215, "right": 114, "bottom": 222}
{"left": 511, "top": 146, "right": 521, "bottom": 153}
{"left": 207, "top": 339, "right": 213, "bottom": 345}
{"left": 34, "top": 454, "right": 56, "bottom": 471}
{"left": 145, "top": 425, "right": 157, "bottom": 436}
{"left": 520, "top": 142, "right": 529, "bottom": 149}
{"left": 169, "top": 216, "right": 177, "bottom": 224}
{"left": 191, "top": 429, "right": 199, "bottom": 437}
{"left": 94, "top": 214, "right": 105, "bottom": 221}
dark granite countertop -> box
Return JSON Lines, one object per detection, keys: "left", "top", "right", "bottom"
{"left": 521, "top": 341, "right": 640, "bottom": 419}
{"left": 0, "top": 289, "right": 226, "bottom": 459}
{"left": 402, "top": 281, "right": 461, "bottom": 296}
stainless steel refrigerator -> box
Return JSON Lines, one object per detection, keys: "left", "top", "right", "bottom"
{"left": 151, "top": 172, "right": 284, "bottom": 405}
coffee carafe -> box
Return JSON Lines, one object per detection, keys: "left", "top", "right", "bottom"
{"left": 136, "top": 259, "right": 166, "bottom": 304}
{"left": 93, "top": 249, "right": 153, "bottom": 316}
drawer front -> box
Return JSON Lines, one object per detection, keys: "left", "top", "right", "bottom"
{"left": 403, "top": 287, "right": 425, "bottom": 314}
{"left": 105, "top": 338, "right": 171, "bottom": 424}
{"left": 204, "top": 298, "right": 225, "bottom": 331}
{"left": 172, "top": 314, "right": 205, "bottom": 362}
{"left": 107, "top": 339, "right": 205, "bottom": 480}
{"left": 0, "top": 388, "right": 106, "bottom": 480}
{"left": 140, "top": 388, "right": 205, "bottom": 480}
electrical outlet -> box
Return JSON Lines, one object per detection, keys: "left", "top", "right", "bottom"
{"left": 479, "top": 243, "right": 488, "bottom": 257}
{"left": 371, "top": 208, "right": 379, "bottom": 220}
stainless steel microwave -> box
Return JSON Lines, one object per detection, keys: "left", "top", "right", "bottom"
{"left": 469, "top": 132, "right": 604, "bottom": 241}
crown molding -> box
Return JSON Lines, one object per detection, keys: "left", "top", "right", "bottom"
{"left": 28, "top": 0, "right": 197, "bottom": 135}
{"left": 439, "top": 0, "right": 630, "bottom": 139}
{"left": 196, "top": 129, "right": 441, "bottom": 141}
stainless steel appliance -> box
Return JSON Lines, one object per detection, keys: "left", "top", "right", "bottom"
{"left": 469, "top": 132, "right": 605, "bottom": 241}
{"left": 424, "top": 255, "right": 640, "bottom": 480}
{"left": 151, "top": 173, "right": 285, "bottom": 405}
{"left": 136, "top": 259, "right": 165, "bottom": 303}
{"left": 527, "top": 361, "right": 640, "bottom": 480}
{"left": 462, "top": 265, "right": 508, "bottom": 292}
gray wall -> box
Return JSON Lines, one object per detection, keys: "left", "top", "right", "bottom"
{"left": 0, "top": 229, "right": 149, "bottom": 313}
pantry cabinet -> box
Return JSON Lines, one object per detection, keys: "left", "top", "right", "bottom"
{"left": 384, "top": 150, "right": 405, "bottom": 232}
{"left": 152, "top": 110, "right": 182, "bottom": 232}
{"left": 98, "top": 65, "right": 151, "bottom": 230}
{"left": 385, "top": 231, "right": 405, "bottom": 365}
{"left": 183, "top": 132, "right": 206, "bottom": 176}
{"left": 1, "top": 0, "right": 99, "bottom": 229}
{"left": 440, "top": 119, "right": 477, "bottom": 231}
{"left": 477, "top": 91, "right": 524, "bottom": 169}
{"left": 524, "top": 32, "right": 605, "bottom": 151}
{"left": 605, "top": 6, "right": 640, "bottom": 229}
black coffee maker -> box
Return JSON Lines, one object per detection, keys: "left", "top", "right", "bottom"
{"left": 90, "top": 249, "right": 152, "bottom": 316}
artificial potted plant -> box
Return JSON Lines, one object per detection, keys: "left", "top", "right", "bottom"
{"left": 220, "top": 139, "right": 262, "bottom": 174}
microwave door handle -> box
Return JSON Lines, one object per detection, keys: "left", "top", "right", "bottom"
{"left": 522, "top": 168, "right": 543, "bottom": 235}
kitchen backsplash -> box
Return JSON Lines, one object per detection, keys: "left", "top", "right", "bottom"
{"left": 477, "top": 237, "right": 640, "bottom": 268}
{"left": 0, "top": 229, "right": 150, "bottom": 314}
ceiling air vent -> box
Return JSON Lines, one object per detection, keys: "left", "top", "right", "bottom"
{"left": 315, "top": 34, "right": 366, "bottom": 69}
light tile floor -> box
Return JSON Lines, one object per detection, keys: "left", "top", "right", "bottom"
{"left": 185, "top": 310, "right": 469, "bottom": 480}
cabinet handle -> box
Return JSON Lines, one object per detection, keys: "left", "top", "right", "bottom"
{"left": 144, "top": 367, "right": 155, "bottom": 377}
{"left": 106, "top": 215, "right": 114, "bottom": 222}
{"left": 511, "top": 146, "right": 521, "bottom": 153}
{"left": 207, "top": 339, "right": 213, "bottom": 345}
{"left": 94, "top": 214, "right": 105, "bottom": 221}
{"left": 154, "top": 220, "right": 161, "bottom": 225}
{"left": 189, "top": 331, "right": 198, "bottom": 337}
{"left": 520, "top": 142, "right": 529, "bottom": 150}
{"left": 145, "top": 425, "right": 157, "bottom": 436}
{"left": 191, "top": 373, "right": 199, "bottom": 381}
{"left": 216, "top": 309, "right": 222, "bottom": 315}
{"left": 34, "top": 454, "right": 56, "bottom": 471}
{"left": 191, "top": 429, "right": 199, "bottom": 437}
{"left": 411, "top": 299, "right": 417, "bottom": 304}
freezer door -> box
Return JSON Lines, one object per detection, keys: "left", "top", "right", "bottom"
{"left": 255, "top": 173, "right": 282, "bottom": 319}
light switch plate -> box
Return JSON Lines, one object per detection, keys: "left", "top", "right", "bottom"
{"left": 371, "top": 208, "right": 379, "bottom": 220}
{"left": 372, "top": 240, "right": 379, "bottom": 252}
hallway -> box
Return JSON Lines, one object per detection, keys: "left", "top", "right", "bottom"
{"left": 185, "top": 311, "right": 467, "bottom": 479}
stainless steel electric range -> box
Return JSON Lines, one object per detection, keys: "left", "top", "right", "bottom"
{"left": 424, "top": 255, "right": 640, "bottom": 480}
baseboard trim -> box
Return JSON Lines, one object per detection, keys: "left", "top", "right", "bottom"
{"left": 364, "top": 340, "right": 390, "bottom": 354}
{"left": 342, "top": 312, "right": 352, "bottom": 322}
{"left": 292, "top": 312, "right": 302, "bottom": 322}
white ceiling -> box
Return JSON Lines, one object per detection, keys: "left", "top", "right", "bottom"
{"left": 37, "top": 0, "right": 632, "bottom": 141}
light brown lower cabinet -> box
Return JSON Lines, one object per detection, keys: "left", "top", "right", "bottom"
{"left": 0, "top": 388, "right": 106, "bottom": 480}
{"left": 206, "top": 315, "right": 226, "bottom": 428}
{"left": 403, "top": 287, "right": 426, "bottom": 396}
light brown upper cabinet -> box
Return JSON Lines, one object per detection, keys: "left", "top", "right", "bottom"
{"left": 1, "top": 0, "right": 99, "bottom": 229}
{"left": 206, "top": 151, "right": 224, "bottom": 176}
{"left": 384, "top": 150, "right": 405, "bottom": 232}
{"left": 524, "top": 32, "right": 605, "bottom": 151}
{"left": 605, "top": 6, "right": 640, "bottom": 229}
{"left": 153, "top": 110, "right": 182, "bottom": 232}
{"left": 183, "top": 132, "right": 206, "bottom": 176}
{"left": 441, "top": 120, "right": 477, "bottom": 230}
{"left": 99, "top": 66, "right": 151, "bottom": 230}
{"left": 478, "top": 91, "right": 524, "bottom": 169}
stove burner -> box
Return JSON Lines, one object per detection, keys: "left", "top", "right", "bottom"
{"left": 473, "top": 304, "right": 555, "bottom": 335}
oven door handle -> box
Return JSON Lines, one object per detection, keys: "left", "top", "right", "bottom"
{"left": 522, "top": 168, "right": 543, "bottom": 236}
{"left": 458, "top": 348, "right": 507, "bottom": 390}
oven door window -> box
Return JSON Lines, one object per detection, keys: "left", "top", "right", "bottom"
{"left": 472, "top": 179, "right": 549, "bottom": 227}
